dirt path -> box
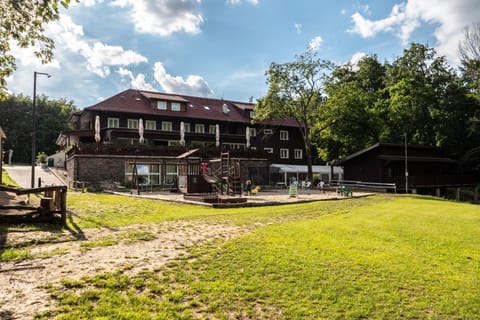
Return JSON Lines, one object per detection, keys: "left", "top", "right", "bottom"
{"left": 0, "top": 221, "right": 247, "bottom": 320}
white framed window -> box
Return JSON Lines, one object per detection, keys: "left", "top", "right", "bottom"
{"left": 249, "top": 110, "right": 256, "bottom": 118}
{"left": 108, "top": 117, "right": 119, "bottom": 128}
{"left": 264, "top": 147, "right": 273, "bottom": 154}
{"left": 162, "top": 121, "right": 172, "bottom": 131}
{"left": 184, "top": 123, "right": 191, "bottom": 132}
{"left": 127, "top": 119, "right": 138, "bottom": 129}
{"left": 280, "top": 148, "right": 289, "bottom": 159}
{"left": 157, "top": 101, "right": 167, "bottom": 110}
{"left": 145, "top": 120, "right": 156, "bottom": 130}
{"left": 209, "top": 125, "right": 216, "bottom": 134}
{"left": 195, "top": 124, "right": 205, "bottom": 133}
{"left": 294, "top": 149, "right": 303, "bottom": 159}
{"left": 280, "top": 130, "right": 289, "bottom": 141}
{"left": 171, "top": 102, "right": 181, "bottom": 111}
{"left": 125, "top": 163, "right": 161, "bottom": 186}
{"left": 264, "top": 128, "right": 273, "bottom": 135}
{"left": 249, "top": 127, "right": 256, "bottom": 137}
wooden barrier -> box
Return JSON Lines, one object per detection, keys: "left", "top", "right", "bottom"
{"left": 0, "top": 185, "right": 67, "bottom": 225}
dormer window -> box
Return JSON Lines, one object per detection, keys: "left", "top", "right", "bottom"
{"left": 222, "top": 104, "right": 231, "bottom": 114}
{"left": 250, "top": 110, "right": 255, "bottom": 118}
{"left": 172, "top": 102, "right": 181, "bottom": 111}
{"left": 157, "top": 101, "right": 167, "bottom": 110}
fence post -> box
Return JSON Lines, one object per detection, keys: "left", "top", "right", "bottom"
{"left": 60, "top": 187, "right": 67, "bottom": 225}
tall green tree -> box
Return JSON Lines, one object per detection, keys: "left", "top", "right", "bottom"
{"left": 0, "top": 0, "right": 75, "bottom": 97}
{"left": 384, "top": 43, "right": 478, "bottom": 154}
{"left": 0, "top": 94, "right": 77, "bottom": 163}
{"left": 255, "top": 50, "right": 334, "bottom": 181}
{"left": 459, "top": 23, "right": 480, "bottom": 97}
{"left": 319, "top": 55, "right": 387, "bottom": 161}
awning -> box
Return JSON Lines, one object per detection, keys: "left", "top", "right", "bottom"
{"left": 270, "top": 164, "right": 343, "bottom": 174}
{"left": 176, "top": 148, "right": 200, "bottom": 159}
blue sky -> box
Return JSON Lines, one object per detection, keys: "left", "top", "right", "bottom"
{"left": 7, "top": 0, "right": 480, "bottom": 108}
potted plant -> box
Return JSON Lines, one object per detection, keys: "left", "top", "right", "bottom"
{"left": 36, "top": 152, "right": 48, "bottom": 167}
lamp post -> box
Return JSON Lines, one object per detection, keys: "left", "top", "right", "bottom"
{"left": 404, "top": 133, "right": 408, "bottom": 194}
{"left": 31, "top": 71, "right": 51, "bottom": 188}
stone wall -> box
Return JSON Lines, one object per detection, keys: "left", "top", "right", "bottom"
{"left": 66, "top": 154, "right": 173, "bottom": 188}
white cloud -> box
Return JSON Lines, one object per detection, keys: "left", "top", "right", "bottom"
{"left": 111, "top": 0, "right": 204, "bottom": 36}
{"left": 308, "top": 36, "right": 323, "bottom": 51}
{"left": 116, "top": 68, "right": 156, "bottom": 91}
{"left": 226, "top": 0, "right": 259, "bottom": 5}
{"left": 294, "top": 23, "right": 302, "bottom": 34}
{"left": 86, "top": 43, "right": 148, "bottom": 77}
{"left": 348, "top": 52, "right": 367, "bottom": 71}
{"left": 46, "top": 16, "right": 148, "bottom": 78}
{"left": 347, "top": 0, "right": 480, "bottom": 65}
{"left": 153, "top": 62, "right": 213, "bottom": 97}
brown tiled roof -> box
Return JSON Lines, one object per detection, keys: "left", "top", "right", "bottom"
{"left": 83, "top": 89, "right": 299, "bottom": 127}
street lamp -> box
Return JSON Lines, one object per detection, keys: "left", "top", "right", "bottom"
{"left": 31, "top": 71, "right": 51, "bottom": 188}
{"left": 404, "top": 133, "right": 408, "bottom": 194}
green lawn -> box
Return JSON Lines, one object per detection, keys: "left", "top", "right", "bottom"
{"left": 65, "top": 192, "right": 387, "bottom": 228}
{"left": 35, "top": 195, "right": 480, "bottom": 319}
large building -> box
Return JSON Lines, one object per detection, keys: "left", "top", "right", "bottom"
{"left": 57, "top": 89, "right": 337, "bottom": 190}
{"left": 335, "top": 143, "right": 478, "bottom": 198}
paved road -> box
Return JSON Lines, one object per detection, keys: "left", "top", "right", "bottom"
{"left": 4, "top": 165, "right": 66, "bottom": 188}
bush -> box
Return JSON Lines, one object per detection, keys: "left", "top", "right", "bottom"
{"left": 36, "top": 152, "right": 48, "bottom": 164}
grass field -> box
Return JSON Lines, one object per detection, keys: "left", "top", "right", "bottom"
{"left": 28, "top": 194, "right": 480, "bottom": 319}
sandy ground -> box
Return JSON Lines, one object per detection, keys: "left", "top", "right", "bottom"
{"left": 132, "top": 188, "right": 371, "bottom": 205}
{"left": 0, "top": 220, "right": 246, "bottom": 320}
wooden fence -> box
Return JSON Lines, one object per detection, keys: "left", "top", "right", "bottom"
{"left": 0, "top": 185, "right": 67, "bottom": 225}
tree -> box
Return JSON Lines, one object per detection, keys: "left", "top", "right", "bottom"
{"left": 385, "top": 43, "right": 478, "bottom": 154}
{"left": 0, "top": 0, "right": 75, "bottom": 97}
{"left": 319, "top": 55, "right": 387, "bottom": 161}
{"left": 459, "top": 23, "right": 480, "bottom": 103}
{"left": 255, "top": 50, "right": 334, "bottom": 181}
{"left": 459, "top": 23, "right": 480, "bottom": 64}
{"left": 0, "top": 94, "right": 78, "bottom": 163}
